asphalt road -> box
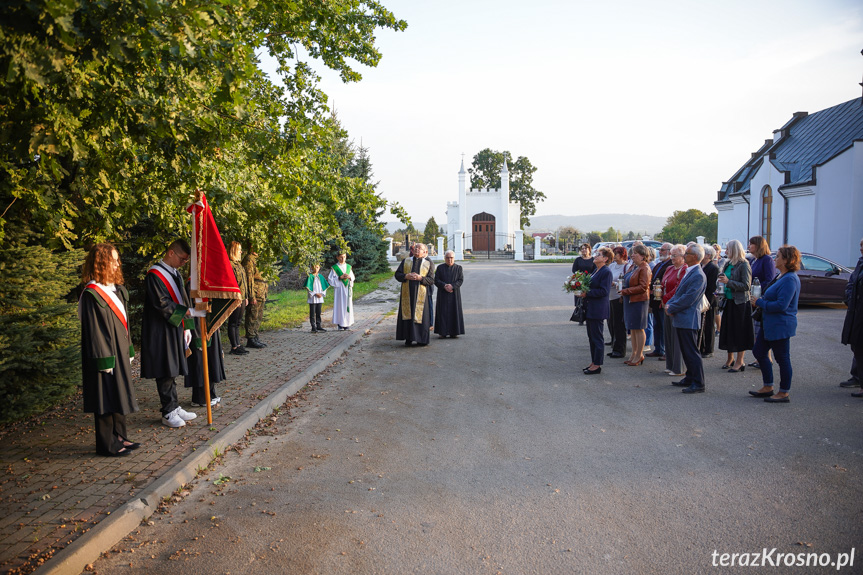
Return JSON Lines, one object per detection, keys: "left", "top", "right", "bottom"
{"left": 92, "top": 261, "right": 863, "bottom": 575}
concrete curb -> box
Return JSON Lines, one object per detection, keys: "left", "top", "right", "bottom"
{"left": 37, "top": 319, "right": 383, "bottom": 575}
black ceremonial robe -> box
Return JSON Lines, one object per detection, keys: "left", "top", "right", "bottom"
{"left": 80, "top": 285, "right": 139, "bottom": 415}
{"left": 184, "top": 295, "right": 226, "bottom": 391}
{"left": 433, "top": 263, "right": 465, "bottom": 337}
{"left": 395, "top": 256, "right": 436, "bottom": 344}
{"left": 141, "top": 263, "right": 192, "bottom": 380}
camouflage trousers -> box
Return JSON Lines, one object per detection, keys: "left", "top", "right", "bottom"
{"left": 244, "top": 300, "right": 265, "bottom": 339}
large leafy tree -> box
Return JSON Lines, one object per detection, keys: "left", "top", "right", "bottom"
{"left": 0, "top": 0, "right": 407, "bottom": 266}
{"left": 467, "top": 148, "right": 545, "bottom": 228}
{"left": 659, "top": 209, "right": 718, "bottom": 244}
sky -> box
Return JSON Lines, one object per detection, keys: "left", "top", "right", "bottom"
{"left": 260, "top": 0, "right": 863, "bottom": 226}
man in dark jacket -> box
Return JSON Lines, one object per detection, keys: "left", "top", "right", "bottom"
{"left": 844, "top": 238, "right": 863, "bottom": 396}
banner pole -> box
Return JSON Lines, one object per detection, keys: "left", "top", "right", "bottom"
{"left": 201, "top": 316, "right": 213, "bottom": 424}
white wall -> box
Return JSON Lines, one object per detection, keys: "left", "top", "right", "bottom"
{"left": 716, "top": 200, "right": 749, "bottom": 247}
{"left": 785, "top": 192, "right": 816, "bottom": 254}
{"left": 813, "top": 146, "right": 859, "bottom": 266}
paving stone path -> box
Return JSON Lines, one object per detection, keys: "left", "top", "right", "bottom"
{"left": 0, "top": 282, "right": 399, "bottom": 574}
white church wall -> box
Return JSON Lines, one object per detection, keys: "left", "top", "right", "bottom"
{"left": 813, "top": 147, "right": 858, "bottom": 266}
{"left": 785, "top": 193, "right": 816, "bottom": 254}
{"left": 716, "top": 199, "right": 749, "bottom": 247}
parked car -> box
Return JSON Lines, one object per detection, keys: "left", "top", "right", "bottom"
{"left": 591, "top": 241, "right": 620, "bottom": 255}
{"left": 766, "top": 252, "right": 851, "bottom": 304}
{"left": 621, "top": 240, "right": 664, "bottom": 252}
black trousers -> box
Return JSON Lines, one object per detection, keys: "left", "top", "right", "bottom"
{"left": 309, "top": 303, "right": 322, "bottom": 328}
{"left": 699, "top": 303, "right": 716, "bottom": 355}
{"left": 587, "top": 319, "right": 605, "bottom": 366}
{"left": 227, "top": 302, "right": 246, "bottom": 348}
{"left": 192, "top": 380, "right": 218, "bottom": 404}
{"left": 156, "top": 377, "right": 179, "bottom": 415}
{"left": 852, "top": 345, "right": 862, "bottom": 381}
{"left": 609, "top": 299, "right": 626, "bottom": 354}
{"left": 677, "top": 327, "right": 705, "bottom": 388}
{"left": 95, "top": 412, "right": 127, "bottom": 455}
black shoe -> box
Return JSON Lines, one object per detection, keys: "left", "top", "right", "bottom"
{"left": 246, "top": 339, "right": 265, "bottom": 349}
{"left": 764, "top": 395, "right": 789, "bottom": 403}
{"left": 681, "top": 385, "right": 705, "bottom": 394}
{"left": 604, "top": 341, "right": 613, "bottom": 346}
{"left": 646, "top": 351, "right": 663, "bottom": 357}
{"left": 748, "top": 390, "right": 774, "bottom": 398}
{"left": 839, "top": 378, "right": 861, "bottom": 388}
{"left": 748, "top": 362, "right": 760, "bottom": 368}
{"left": 851, "top": 391, "right": 863, "bottom": 398}
{"left": 253, "top": 338, "right": 267, "bottom": 347}
{"left": 404, "top": 340, "right": 413, "bottom": 347}
{"left": 727, "top": 365, "right": 745, "bottom": 373}
{"left": 609, "top": 352, "right": 624, "bottom": 359}
{"left": 583, "top": 367, "right": 602, "bottom": 375}
{"left": 671, "top": 380, "right": 690, "bottom": 387}
{"left": 229, "top": 347, "right": 249, "bottom": 355}
{"left": 316, "top": 326, "right": 327, "bottom": 332}
{"left": 310, "top": 327, "right": 318, "bottom": 333}
{"left": 701, "top": 353, "right": 714, "bottom": 358}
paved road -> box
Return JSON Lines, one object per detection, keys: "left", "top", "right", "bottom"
{"left": 93, "top": 261, "right": 863, "bottom": 574}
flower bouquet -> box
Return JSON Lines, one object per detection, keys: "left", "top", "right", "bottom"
{"left": 563, "top": 271, "right": 591, "bottom": 295}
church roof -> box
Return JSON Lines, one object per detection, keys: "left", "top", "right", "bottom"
{"left": 716, "top": 97, "right": 863, "bottom": 202}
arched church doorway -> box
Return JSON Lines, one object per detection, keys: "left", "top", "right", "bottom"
{"left": 472, "top": 212, "right": 495, "bottom": 251}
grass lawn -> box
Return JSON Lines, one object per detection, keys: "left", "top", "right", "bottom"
{"left": 260, "top": 271, "right": 395, "bottom": 332}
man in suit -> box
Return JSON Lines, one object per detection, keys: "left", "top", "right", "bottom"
{"left": 665, "top": 243, "right": 708, "bottom": 394}
{"left": 647, "top": 243, "right": 674, "bottom": 359}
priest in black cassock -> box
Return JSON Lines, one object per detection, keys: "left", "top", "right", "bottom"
{"left": 395, "top": 242, "right": 436, "bottom": 346}
{"left": 434, "top": 250, "right": 465, "bottom": 338}
{"left": 79, "top": 244, "right": 140, "bottom": 456}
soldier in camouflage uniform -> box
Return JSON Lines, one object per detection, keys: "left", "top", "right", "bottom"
{"left": 243, "top": 247, "right": 268, "bottom": 349}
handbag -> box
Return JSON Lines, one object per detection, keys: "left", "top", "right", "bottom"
{"left": 697, "top": 294, "right": 710, "bottom": 314}
{"left": 570, "top": 298, "right": 586, "bottom": 323}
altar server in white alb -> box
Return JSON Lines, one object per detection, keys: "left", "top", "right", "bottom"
{"left": 328, "top": 251, "right": 355, "bottom": 330}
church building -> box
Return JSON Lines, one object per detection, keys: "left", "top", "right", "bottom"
{"left": 714, "top": 96, "right": 863, "bottom": 267}
{"left": 446, "top": 158, "right": 522, "bottom": 254}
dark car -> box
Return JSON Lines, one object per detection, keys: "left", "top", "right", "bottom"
{"left": 767, "top": 252, "right": 851, "bottom": 304}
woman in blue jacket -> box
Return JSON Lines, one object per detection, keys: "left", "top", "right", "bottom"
{"left": 580, "top": 247, "right": 614, "bottom": 375}
{"left": 748, "top": 245, "right": 802, "bottom": 403}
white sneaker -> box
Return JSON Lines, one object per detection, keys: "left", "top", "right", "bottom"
{"left": 212, "top": 396, "right": 221, "bottom": 406}
{"left": 176, "top": 407, "right": 197, "bottom": 421}
{"left": 162, "top": 409, "right": 186, "bottom": 428}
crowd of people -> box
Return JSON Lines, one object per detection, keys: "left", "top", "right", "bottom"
{"left": 575, "top": 236, "right": 863, "bottom": 401}
{"left": 78, "top": 239, "right": 468, "bottom": 457}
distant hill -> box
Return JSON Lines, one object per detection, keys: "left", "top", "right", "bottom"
{"left": 524, "top": 214, "right": 668, "bottom": 236}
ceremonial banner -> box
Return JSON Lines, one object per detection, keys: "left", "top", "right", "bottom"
{"left": 186, "top": 191, "right": 241, "bottom": 339}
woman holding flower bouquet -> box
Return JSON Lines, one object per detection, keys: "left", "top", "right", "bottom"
{"left": 579, "top": 247, "right": 614, "bottom": 374}
{"left": 619, "top": 244, "right": 651, "bottom": 366}
{"left": 571, "top": 244, "right": 596, "bottom": 325}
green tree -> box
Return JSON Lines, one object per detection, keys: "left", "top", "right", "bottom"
{"left": 601, "top": 227, "right": 620, "bottom": 242}
{"left": 587, "top": 231, "right": 603, "bottom": 246}
{"left": 659, "top": 210, "right": 718, "bottom": 244}
{"left": 626, "top": 230, "right": 636, "bottom": 240}
{"left": 323, "top": 211, "right": 388, "bottom": 282}
{"left": 0, "top": 242, "right": 84, "bottom": 423}
{"left": 0, "top": 0, "right": 407, "bottom": 264}
{"left": 422, "top": 216, "right": 440, "bottom": 245}
{"left": 467, "top": 148, "right": 545, "bottom": 228}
